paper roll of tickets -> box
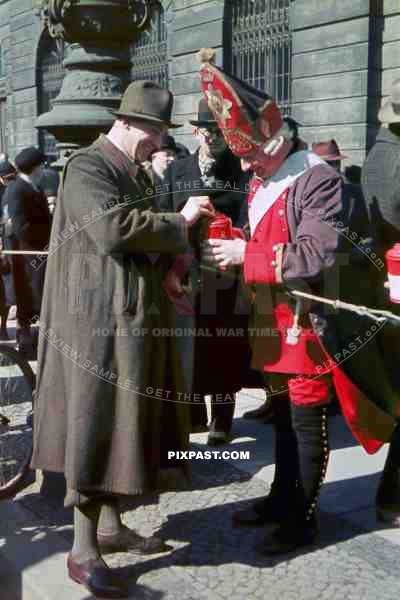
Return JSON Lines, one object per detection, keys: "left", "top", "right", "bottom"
{"left": 386, "top": 243, "right": 400, "bottom": 303}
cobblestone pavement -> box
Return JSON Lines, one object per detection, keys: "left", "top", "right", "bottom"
{"left": 16, "top": 456, "right": 400, "bottom": 600}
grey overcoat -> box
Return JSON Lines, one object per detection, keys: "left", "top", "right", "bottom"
{"left": 31, "top": 135, "right": 191, "bottom": 502}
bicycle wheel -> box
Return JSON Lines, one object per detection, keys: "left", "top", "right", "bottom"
{"left": 0, "top": 344, "right": 35, "bottom": 499}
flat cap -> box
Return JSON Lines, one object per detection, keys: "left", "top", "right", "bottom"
{"left": 14, "top": 146, "right": 46, "bottom": 174}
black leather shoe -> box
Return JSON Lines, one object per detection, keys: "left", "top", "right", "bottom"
{"left": 376, "top": 469, "right": 400, "bottom": 526}
{"left": 256, "top": 518, "right": 318, "bottom": 556}
{"left": 376, "top": 426, "right": 400, "bottom": 527}
{"left": 67, "top": 554, "right": 129, "bottom": 598}
{"left": 98, "top": 525, "right": 171, "bottom": 555}
{"left": 233, "top": 496, "right": 284, "bottom": 527}
{"left": 233, "top": 491, "right": 288, "bottom": 527}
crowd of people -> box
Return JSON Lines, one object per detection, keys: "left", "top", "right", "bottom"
{"left": 0, "top": 148, "right": 56, "bottom": 353}
{"left": 1, "top": 51, "right": 400, "bottom": 597}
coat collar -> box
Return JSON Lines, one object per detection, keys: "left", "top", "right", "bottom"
{"left": 17, "top": 173, "right": 39, "bottom": 192}
{"left": 376, "top": 126, "right": 400, "bottom": 146}
{"left": 96, "top": 134, "right": 139, "bottom": 179}
{"left": 249, "top": 150, "right": 325, "bottom": 234}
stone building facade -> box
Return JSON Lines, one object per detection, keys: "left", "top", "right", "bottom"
{"left": 0, "top": 0, "right": 399, "bottom": 166}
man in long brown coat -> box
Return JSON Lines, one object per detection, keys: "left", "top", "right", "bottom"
{"left": 31, "top": 81, "right": 214, "bottom": 598}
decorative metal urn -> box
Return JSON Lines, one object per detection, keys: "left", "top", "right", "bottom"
{"left": 36, "top": 0, "right": 155, "bottom": 164}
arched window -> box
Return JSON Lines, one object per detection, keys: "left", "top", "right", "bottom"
{"left": 130, "top": 2, "right": 168, "bottom": 87}
{"left": 36, "top": 30, "right": 66, "bottom": 160}
{"left": 225, "top": 0, "right": 292, "bottom": 115}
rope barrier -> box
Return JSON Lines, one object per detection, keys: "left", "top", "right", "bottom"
{"left": 0, "top": 250, "right": 49, "bottom": 255}
{"left": 1, "top": 249, "right": 399, "bottom": 325}
{"left": 290, "top": 289, "right": 400, "bottom": 325}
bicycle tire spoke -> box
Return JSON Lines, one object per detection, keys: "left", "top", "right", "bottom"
{"left": 0, "top": 348, "right": 34, "bottom": 492}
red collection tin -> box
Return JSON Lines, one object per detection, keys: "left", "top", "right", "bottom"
{"left": 207, "top": 212, "right": 233, "bottom": 239}
{"left": 386, "top": 243, "right": 400, "bottom": 303}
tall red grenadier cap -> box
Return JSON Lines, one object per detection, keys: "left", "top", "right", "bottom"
{"left": 197, "top": 47, "right": 283, "bottom": 158}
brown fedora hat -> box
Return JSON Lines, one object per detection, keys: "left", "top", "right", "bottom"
{"left": 312, "top": 139, "right": 347, "bottom": 161}
{"left": 378, "top": 78, "right": 400, "bottom": 124}
{"left": 112, "top": 80, "right": 182, "bottom": 129}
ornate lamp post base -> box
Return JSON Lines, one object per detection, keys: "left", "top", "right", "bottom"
{"left": 36, "top": 0, "right": 154, "bottom": 165}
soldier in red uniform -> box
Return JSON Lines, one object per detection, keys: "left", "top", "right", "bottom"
{"left": 197, "top": 48, "right": 398, "bottom": 555}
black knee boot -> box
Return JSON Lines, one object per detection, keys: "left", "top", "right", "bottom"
{"left": 254, "top": 394, "right": 298, "bottom": 518}
{"left": 258, "top": 404, "right": 329, "bottom": 554}
{"left": 376, "top": 424, "right": 400, "bottom": 525}
{"left": 233, "top": 394, "right": 298, "bottom": 527}
{"left": 293, "top": 404, "right": 329, "bottom": 523}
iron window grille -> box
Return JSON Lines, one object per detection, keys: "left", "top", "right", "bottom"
{"left": 225, "top": 0, "right": 292, "bottom": 115}
{"left": 130, "top": 2, "right": 168, "bottom": 88}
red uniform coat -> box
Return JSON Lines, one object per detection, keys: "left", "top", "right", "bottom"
{"left": 246, "top": 186, "right": 328, "bottom": 376}
{"left": 243, "top": 152, "right": 396, "bottom": 453}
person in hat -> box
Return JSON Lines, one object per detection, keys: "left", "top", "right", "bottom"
{"left": 241, "top": 116, "right": 307, "bottom": 423}
{"left": 0, "top": 156, "right": 17, "bottom": 339}
{"left": 362, "top": 78, "right": 400, "bottom": 527}
{"left": 313, "top": 139, "right": 370, "bottom": 248}
{"left": 0, "top": 155, "right": 16, "bottom": 191}
{"left": 311, "top": 139, "right": 347, "bottom": 172}
{"left": 30, "top": 80, "right": 215, "bottom": 597}
{"left": 159, "top": 97, "right": 264, "bottom": 445}
{"left": 362, "top": 79, "right": 400, "bottom": 255}
{"left": 0, "top": 155, "right": 17, "bottom": 217}
{"left": 197, "top": 48, "right": 398, "bottom": 554}
{"left": 1, "top": 146, "right": 51, "bottom": 353}
{"left": 151, "top": 134, "right": 179, "bottom": 187}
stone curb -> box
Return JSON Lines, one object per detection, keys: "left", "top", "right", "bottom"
{"left": 0, "top": 499, "right": 88, "bottom": 600}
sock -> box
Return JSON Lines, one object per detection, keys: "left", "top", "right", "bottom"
{"left": 97, "top": 500, "right": 123, "bottom": 536}
{"left": 71, "top": 501, "right": 101, "bottom": 562}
